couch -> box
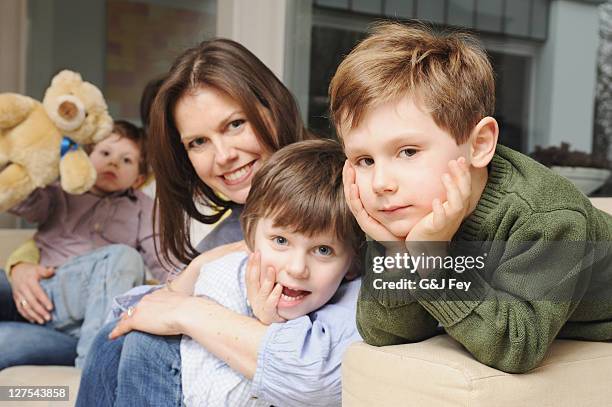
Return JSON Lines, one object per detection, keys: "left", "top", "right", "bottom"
{"left": 1, "top": 199, "right": 611, "bottom": 407}
{"left": 0, "top": 229, "right": 82, "bottom": 406}
{"left": 342, "top": 197, "right": 612, "bottom": 406}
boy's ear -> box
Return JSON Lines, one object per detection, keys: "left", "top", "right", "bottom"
{"left": 468, "top": 116, "right": 498, "bottom": 168}
{"left": 344, "top": 269, "right": 358, "bottom": 281}
{"left": 344, "top": 260, "right": 360, "bottom": 281}
{"left": 131, "top": 174, "right": 147, "bottom": 189}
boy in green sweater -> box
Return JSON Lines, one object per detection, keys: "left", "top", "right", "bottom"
{"left": 329, "top": 22, "right": 612, "bottom": 373}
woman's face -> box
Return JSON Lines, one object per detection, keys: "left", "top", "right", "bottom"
{"left": 174, "top": 86, "right": 271, "bottom": 204}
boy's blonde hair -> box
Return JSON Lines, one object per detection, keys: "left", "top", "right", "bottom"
{"left": 329, "top": 22, "right": 495, "bottom": 144}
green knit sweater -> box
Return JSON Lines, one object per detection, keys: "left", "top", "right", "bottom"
{"left": 356, "top": 144, "right": 612, "bottom": 373}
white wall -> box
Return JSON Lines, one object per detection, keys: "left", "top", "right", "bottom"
{"left": 533, "top": 0, "right": 601, "bottom": 153}
{"left": 216, "top": 0, "right": 312, "bottom": 120}
{"left": 217, "top": 0, "right": 287, "bottom": 79}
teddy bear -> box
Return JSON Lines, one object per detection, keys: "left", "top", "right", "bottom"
{"left": 0, "top": 70, "right": 113, "bottom": 212}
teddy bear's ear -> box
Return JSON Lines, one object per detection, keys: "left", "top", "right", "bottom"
{"left": 52, "top": 70, "right": 83, "bottom": 87}
{"left": 92, "top": 112, "right": 114, "bottom": 143}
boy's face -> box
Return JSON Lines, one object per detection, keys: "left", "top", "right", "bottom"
{"left": 343, "top": 96, "right": 470, "bottom": 239}
{"left": 253, "top": 217, "right": 353, "bottom": 320}
{"left": 89, "top": 133, "right": 144, "bottom": 195}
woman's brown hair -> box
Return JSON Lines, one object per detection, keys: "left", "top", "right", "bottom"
{"left": 148, "top": 38, "right": 308, "bottom": 266}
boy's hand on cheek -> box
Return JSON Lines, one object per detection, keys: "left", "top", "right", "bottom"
{"left": 343, "top": 161, "right": 400, "bottom": 243}
{"left": 406, "top": 157, "right": 472, "bottom": 243}
{"left": 246, "top": 251, "right": 286, "bottom": 325}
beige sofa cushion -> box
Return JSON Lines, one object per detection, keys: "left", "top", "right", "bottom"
{"left": 591, "top": 197, "right": 612, "bottom": 214}
{"left": 1, "top": 200, "right": 611, "bottom": 406}
{"left": 0, "top": 366, "right": 81, "bottom": 406}
{"left": 0, "top": 232, "right": 78, "bottom": 406}
{"left": 344, "top": 198, "right": 612, "bottom": 406}
{"left": 343, "top": 335, "right": 612, "bottom": 407}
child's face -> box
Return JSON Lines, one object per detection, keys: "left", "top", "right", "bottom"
{"left": 343, "top": 96, "right": 470, "bottom": 239}
{"left": 89, "top": 133, "right": 144, "bottom": 195}
{"left": 175, "top": 86, "right": 271, "bottom": 204}
{"left": 253, "top": 217, "right": 354, "bottom": 320}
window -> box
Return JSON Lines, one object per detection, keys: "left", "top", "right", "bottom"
{"left": 308, "top": 5, "right": 536, "bottom": 154}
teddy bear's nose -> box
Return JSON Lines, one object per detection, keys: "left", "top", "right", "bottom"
{"left": 58, "top": 101, "right": 79, "bottom": 120}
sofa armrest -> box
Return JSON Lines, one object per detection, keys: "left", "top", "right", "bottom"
{"left": 0, "top": 366, "right": 81, "bottom": 407}
{"left": 342, "top": 336, "right": 612, "bottom": 407}
{"left": 0, "top": 229, "right": 35, "bottom": 269}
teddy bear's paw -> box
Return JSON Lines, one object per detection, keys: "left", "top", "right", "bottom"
{"left": 61, "top": 172, "right": 96, "bottom": 194}
{"left": 59, "top": 150, "right": 97, "bottom": 194}
{"left": 0, "top": 141, "right": 7, "bottom": 167}
{"left": 0, "top": 163, "right": 34, "bottom": 212}
{"left": 0, "top": 94, "right": 36, "bottom": 129}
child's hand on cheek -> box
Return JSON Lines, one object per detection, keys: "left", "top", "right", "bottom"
{"left": 246, "top": 251, "right": 286, "bottom": 325}
{"left": 343, "top": 161, "right": 400, "bottom": 243}
{"left": 406, "top": 157, "right": 472, "bottom": 243}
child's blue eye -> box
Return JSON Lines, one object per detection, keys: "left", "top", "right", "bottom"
{"left": 273, "top": 236, "right": 288, "bottom": 246}
{"left": 399, "top": 148, "right": 417, "bottom": 158}
{"left": 356, "top": 157, "right": 374, "bottom": 167}
{"left": 316, "top": 246, "right": 334, "bottom": 256}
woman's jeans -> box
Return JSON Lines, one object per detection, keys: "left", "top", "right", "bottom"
{"left": 77, "top": 322, "right": 183, "bottom": 407}
{"left": 0, "top": 244, "right": 145, "bottom": 368}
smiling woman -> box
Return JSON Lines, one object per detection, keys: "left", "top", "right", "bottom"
{"left": 174, "top": 86, "right": 270, "bottom": 205}
{"left": 148, "top": 38, "right": 310, "bottom": 267}
{"left": 76, "top": 38, "right": 318, "bottom": 407}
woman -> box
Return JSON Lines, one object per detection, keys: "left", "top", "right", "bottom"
{"left": 76, "top": 39, "right": 311, "bottom": 406}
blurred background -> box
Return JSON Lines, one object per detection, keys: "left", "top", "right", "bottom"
{"left": 1, "top": 0, "right": 611, "bottom": 231}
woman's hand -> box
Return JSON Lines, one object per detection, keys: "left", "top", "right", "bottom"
{"left": 343, "top": 161, "right": 400, "bottom": 244}
{"left": 110, "top": 285, "right": 268, "bottom": 380}
{"left": 109, "top": 288, "right": 191, "bottom": 339}
{"left": 10, "top": 262, "right": 55, "bottom": 324}
{"left": 246, "top": 251, "right": 286, "bottom": 325}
